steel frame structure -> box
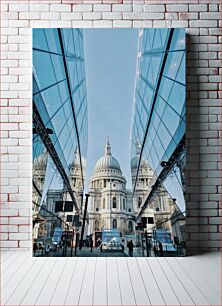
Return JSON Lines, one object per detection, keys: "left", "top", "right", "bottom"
{"left": 136, "top": 135, "right": 185, "bottom": 220}
{"left": 33, "top": 103, "right": 80, "bottom": 214}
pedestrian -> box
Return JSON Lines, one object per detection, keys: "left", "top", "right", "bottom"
{"left": 153, "top": 245, "right": 157, "bottom": 256}
{"left": 90, "top": 239, "right": 93, "bottom": 252}
{"left": 99, "top": 242, "right": 103, "bottom": 253}
{"left": 33, "top": 242, "right": 38, "bottom": 256}
{"left": 128, "top": 240, "right": 134, "bottom": 257}
{"left": 45, "top": 244, "right": 50, "bottom": 256}
{"left": 158, "top": 241, "right": 164, "bottom": 256}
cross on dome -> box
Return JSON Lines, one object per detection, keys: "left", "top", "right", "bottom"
{"left": 105, "top": 136, "right": 111, "bottom": 156}
{"left": 135, "top": 138, "right": 141, "bottom": 155}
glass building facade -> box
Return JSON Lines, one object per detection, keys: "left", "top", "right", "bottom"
{"left": 33, "top": 29, "right": 88, "bottom": 239}
{"left": 131, "top": 28, "right": 185, "bottom": 217}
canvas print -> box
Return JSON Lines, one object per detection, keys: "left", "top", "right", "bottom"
{"left": 32, "top": 28, "right": 185, "bottom": 257}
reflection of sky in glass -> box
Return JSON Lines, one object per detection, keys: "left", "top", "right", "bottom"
{"left": 131, "top": 28, "right": 185, "bottom": 213}
{"left": 33, "top": 28, "right": 88, "bottom": 202}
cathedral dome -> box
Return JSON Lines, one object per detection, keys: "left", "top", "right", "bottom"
{"left": 33, "top": 151, "right": 48, "bottom": 168}
{"left": 70, "top": 147, "right": 86, "bottom": 169}
{"left": 131, "top": 139, "right": 149, "bottom": 170}
{"left": 131, "top": 156, "right": 149, "bottom": 170}
{"left": 94, "top": 138, "right": 121, "bottom": 173}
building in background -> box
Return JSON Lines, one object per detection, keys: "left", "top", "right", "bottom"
{"left": 87, "top": 138, "right": 134, "bottom": 239}
{"left": 32, "top": 28, "right": 88, "bottom": 241}
{"left": 131, "top": 28, "right": 186, "bottom": 246}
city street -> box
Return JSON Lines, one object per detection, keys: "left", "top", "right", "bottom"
{"left": 34, "top": 245, "right": 158, "bottom": 257}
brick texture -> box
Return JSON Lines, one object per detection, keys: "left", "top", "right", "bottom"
{"left": 0, "top": 0, "right": 221, "bottom": 255}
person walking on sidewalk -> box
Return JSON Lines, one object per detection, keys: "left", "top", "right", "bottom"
{"left": 128, "top": 240, "right": 134, "bottom": 257}
{"left": 90, "top": 239, "right": 94, "bottom": 252}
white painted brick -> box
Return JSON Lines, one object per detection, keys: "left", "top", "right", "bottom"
{"left": 72, "top": 20, "right": 93, "bottom": 28}
{"left": 190, "top": 20, "right": 218, "bottom": 28}
{"left": 19, "top": 210, "right": 30, "bottom": 217}
{"left": 2, "top": 123, "right": 18, "bottom": 131}
{"left": 1, "top": 233, "right": 9, "bottom": 240}
{"left": 1, "top": 225, "right": 18, "bottom": 233}
{"left": 93, "top": 20, "right": 112, "bottom": 28}
{"left": 209, "top": 4, "right": 219, "bottom": 12}
{"left": 189, "top": 4, "right": 207, "bottom": 11}
{"left": 2, "top": 27, "right": 18, "bottom": 36}
{"left": 9, "top": 217, "right": 29, "bottom": 225}
{"left": 113, "top": 20, "right": 132, "bottom": 28}
{"left": 209, "top": 75, "right": 221, "bottom": 83}
{"left": 94, "top": 4, "right": 111, "bottom": 11}
{"left": 50, "top": 4, "right": 71, "bottom": 12}
{"left": 9, "top": 114, "right": 29, "bottom": 123}
{"left": 9, "top": 99, "right": 29, "bottom": 107}
{"left": 208, "top": 44, "right": 221, "bottom": 52}
{"left": 112, "top": 4, "right": 132, "bottom": 11}
{"left": 153, "top": 20, "right": 172, "bottom": 28}
{"left": 1, "top": 209, "right": 18, "bottom": 217}
{"left": 0, "top": 241, "right": 18, "bottom": 248}
{"left": 61, "top": 12, "right": 82, "bottom": 20}
{"left": 9, "top": 20, "right": 29, "bottom": 28}
{"left": 83, "top": 12, "right": 102, "bottom": 20}
{"left": 172, "top": 20, "right": 188, "bottom": 28}
{"left": 1, "top": 138, "right": 18, "bottom": 146}
{"left": 29, "top": 4, "right": 49, "bottom": 12}
{"left": 143, "top": 5, "right": 165, "bottom": 12}
{"left": 1, "top": 90, "right": 19, "bottom": 99}
{"left": 0, "top": 218, "right": 8, "bottom": 225}
{"left": 19, "top": 12, "right": 40, "bottom": 20}
{"left": 8, "top": 44, "right": 19, "bottom": 51}
{"left": 133, "top": 5, "right": 143, "bottom": 12}
{"left": 200, "top": 12, "right": 221, "bottom": 20}
{"left": 10, "top": 83, "right": 30, "bottom": 91}
{"left": 143, "top": 20, "right": 154, "bottom": 28}
{"left": 9, "top": 4, "right": 29, "bottom": 12}
{"left": 209, "top": 60, "right": 221, "bottom": 67}
{"left": 165, "top": 13, "right": 178, "bottom": 20}
{"left": 9, "top": 233, "right": 29, "bottom": 240}
{"left": 19, "top": 241, "right": 32, "bottom": 248}
{"left": 41, "top": 12, "right": 60, "bottom": 20}
{"left": 102, "top": 12, "right": 122, "bottom": 20}
{"left": 19, "top": 226, "right": 31, "bottom": 233}
{"left": 166, "top": 4, "right": 188, "bottom": 12}
{"left": 179, "top": 12, "right": 198, "bottom": 20}
{"left": 50, "top": 20, "right": 72, "bottom": 28}
{"left": 123, "top": 12, "right": 164, "bottom": 19}
{"left": 9, "top": 68, "right": 31, "bottom": 75}
{"left": 133, "top": 20, "right": 143, "bottom": 28}
{"left": 1, "top": 60, "right": 18, "bottom": 68}
{"left": 30, "top": 20, "right": 50, "bottom": 28}
{"left": 73, "top": 4, "right": 92, "bottom": 12}
{"left": 1, "top": 4, "right": 8, "bottom": 12}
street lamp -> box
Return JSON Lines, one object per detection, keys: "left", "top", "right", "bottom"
{"left": 79, "top": 193, "right": 90, "bottom": 250}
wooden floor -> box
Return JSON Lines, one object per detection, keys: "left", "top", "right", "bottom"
{"left": 1, "top": 251, "right": 221, "bottom": 306}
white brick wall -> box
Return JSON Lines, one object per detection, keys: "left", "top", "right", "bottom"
{"left": 1, "top": 0, "right": 221, "bottom": 255}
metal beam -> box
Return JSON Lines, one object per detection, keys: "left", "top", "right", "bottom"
{"left": 136, "top": 135, "right": 185, "bottom": 220}
{"left": 33, "top": 103, "right": 80, "bottom": 214}
{"left": 57, "top": 28, "right": 85, "bottom": 192}
{"left": 133, "top": 28, "right": 174, "bottom": 196}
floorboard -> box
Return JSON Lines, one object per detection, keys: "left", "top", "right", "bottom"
{"left": 0, "top": 251, "right": 221, "bottom": 306}
{"left": 64, "top": 258, "right": 87, "bottom": 306}
{"left": 166, "top": 257, "right": 211, "bottom": 305}
{"left": 107, "top": 257, "right": 122, "bottom": 305}
{"left": 78, "top": 258, "right": 96, "bottom": 305}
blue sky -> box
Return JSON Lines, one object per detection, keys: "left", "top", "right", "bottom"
{"left": 83, "top": 29, "right": 139, "bottom": 190}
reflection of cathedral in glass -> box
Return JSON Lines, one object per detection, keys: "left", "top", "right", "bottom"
{"left": 86, "top": 138, "right": 174, "bottom": 236}
{"left": 87, "top": 138, "right": 134, "bottom": 235}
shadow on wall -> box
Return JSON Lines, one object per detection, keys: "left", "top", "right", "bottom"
{"left": 186, "top": 34, "right": 201, "bottom": 256}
